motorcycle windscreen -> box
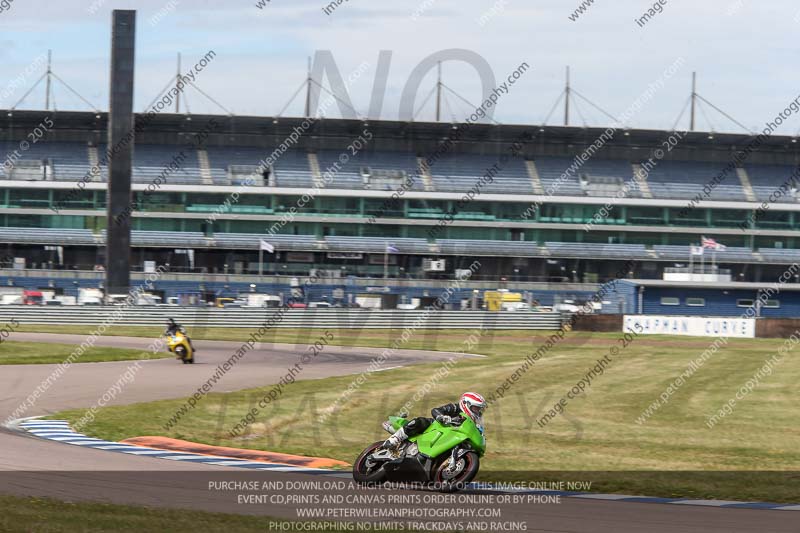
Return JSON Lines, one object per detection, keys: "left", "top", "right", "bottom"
{"left": 388, "top": 416, "right": 408, "bottom": 431}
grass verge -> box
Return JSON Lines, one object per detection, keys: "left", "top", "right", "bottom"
{"left": 0, "top": 341, "right": 169, "bottom": 365}
{"left": 46, "top": 327, "right": 800, "bottom": 503}
{"left": 0, "top": 494, "right": 403, "bottom": 533}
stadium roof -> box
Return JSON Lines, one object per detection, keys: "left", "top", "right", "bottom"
{"left": 3, "top": 109, "right": 800, "bottom": 164}
{"left": 621, "top": 279, "right": 800, "bottom": 291}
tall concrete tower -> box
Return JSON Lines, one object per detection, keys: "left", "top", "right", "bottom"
{"left": 105, "top": 10, "right": 136, "bottom": 295}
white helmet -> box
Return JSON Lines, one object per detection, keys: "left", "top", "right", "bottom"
{"left": 459, "top": 392, "right": 487, "bottom": 426}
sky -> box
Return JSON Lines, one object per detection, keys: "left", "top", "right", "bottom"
{"left": 0, "top": 0, "right": 797, "bottom": 135}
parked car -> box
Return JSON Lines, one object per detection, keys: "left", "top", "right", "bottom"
{"left": 23, "top": 290, "right": 44, "bottom": 305}
{"left": 501, "top": 302, "right": 532, "bottom": 312}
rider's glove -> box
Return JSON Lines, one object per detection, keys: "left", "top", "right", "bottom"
{"left": 436, "top": 415, "right": 452, "bottom": 425}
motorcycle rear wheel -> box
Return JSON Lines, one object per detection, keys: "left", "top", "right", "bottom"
{"left": 353, "top": 441, "right": 388, "bottom": 484}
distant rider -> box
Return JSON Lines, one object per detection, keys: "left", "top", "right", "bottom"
{"left": 382, "top": 392, "right": 487, "bottom": 449}
{"left": 165, "top": 318, "right": 196, "bottom": 353}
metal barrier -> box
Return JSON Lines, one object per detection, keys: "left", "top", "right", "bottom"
{"left": 0, "top": 306, "right": 563, "bottom": 330}
{"left": 0, "top": 268, "right": 600, "bottom": 291}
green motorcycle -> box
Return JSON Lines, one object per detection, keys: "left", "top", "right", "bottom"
{"left": 353, "top": 413, "right": 486, "bottom": 492}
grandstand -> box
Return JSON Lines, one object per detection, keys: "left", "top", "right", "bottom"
{"left": 2, "top": 110, "right": 800, "bottom": 290}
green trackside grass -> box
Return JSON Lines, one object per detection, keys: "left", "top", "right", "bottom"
{"left": 13, "top": 323, "right": 497, "bottom": 345}
{"left": 0, "top": 495, "right": 410, "bottom": 533}
{"left": 48, "top": 328, "right": 800, "bottom": 503}
{"left": 0, "top": 340, "right": 170, "bottom": 365}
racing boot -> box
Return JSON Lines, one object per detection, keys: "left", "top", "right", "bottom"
{"left": 382, "top": 427, "right": 407, "bottom": 450}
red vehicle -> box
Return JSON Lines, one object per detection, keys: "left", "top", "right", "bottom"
{"left": 22, "top": 290, "right": 44, "bottom": 305}
{"left": 287, "top": 302, "right": 307, "bottom": 309}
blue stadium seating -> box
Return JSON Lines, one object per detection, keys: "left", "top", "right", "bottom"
{"left": 745, "top": 164, "right": 800, "bottom": 202}
{"left": 653, "top": 244, "right": 756, "bottom": 262}
{"left": 645, "top": 161, "right": 746, "bottom": 201}
{"left": 534, "top": 156, "right": 634, "bottom": 196}
{"left": 428, "top": 154, "right": 532, "bottom": 194}
{"left": 437, "top": 239, "right": 544, "bottom": 257}
{"left": 0, "top": 227, "right": 95, "bottom": 244}
{"left": 315, "top": 150, "right": 424, "bottom": 191}
{"left": 0, "top": 141, "right": 91, "bottom": 181}
{"left": 93, "top": 143, "right": 203, "bottom": 184}
{"left": 4, "top": 141, "right": 800, "bottom": 209}
{"left": 545, "top": 241, "right": 647, "bottom": 259}
{"left": 757, "top": 247, "right": 800, "bottom": 263}
{"left": 205, "top": 146, "right": 312, "bottom": 187}
{"left": 133, "top": 144, "right": 202, "bottom": 184}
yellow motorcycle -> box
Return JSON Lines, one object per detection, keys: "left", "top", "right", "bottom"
{"left": 166, "top": 330, "right": 194, "bottom": 364}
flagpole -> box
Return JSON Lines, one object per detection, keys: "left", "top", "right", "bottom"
{"left": 701, "top": 244, "right": 705, "bottom": 276}
{"left": 384, "top": 242, "right": 388, "bottom": 280}
{"left": 259, "top": 247, "right": 263, "bottom": 276}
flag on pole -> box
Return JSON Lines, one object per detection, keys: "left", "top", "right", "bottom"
{"left": 259, "top": 239, "right": 274, "bottom": 253}
{"left": 690, "top": 245, "right": 704, "bottom": 256}
{"left": 701, "top": 236, "right": 724, "bottom": 250}
{"left": 385, "top": 243, "right": 399, "bottom": 253}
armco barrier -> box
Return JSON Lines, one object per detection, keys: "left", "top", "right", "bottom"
{"left": 0, "top": 306, "right": 563, "bottom": 330}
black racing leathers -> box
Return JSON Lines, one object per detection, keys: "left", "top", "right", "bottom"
{"left": 403, "top": 403, "right": 463, "bottom": 437}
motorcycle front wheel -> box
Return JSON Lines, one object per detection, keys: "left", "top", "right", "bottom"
{"left": 433, "top": 451, "right": 480, "bottom": 493}
{"left": 175, "top": 346, "right": 190, "bottom": 364}
{"left": 352, "top": 441, "right": 388, "bottom": 484}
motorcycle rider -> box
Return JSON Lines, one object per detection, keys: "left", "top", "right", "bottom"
{"left": 165, "top": 318, "right": 196, "bottom": 354}
{"left": 382, "top": 392, "right": 487, "bottom": 449}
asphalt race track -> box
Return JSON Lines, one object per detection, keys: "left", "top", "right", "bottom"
{"left": 0, "top": 333, "right": 797, "bottom": 532}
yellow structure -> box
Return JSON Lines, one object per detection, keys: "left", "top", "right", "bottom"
{"left": 215, "top": 297, "right": 235, "bottom": 308}
{"left": 484, "top": 290, "right": 523, "bottom": 311}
